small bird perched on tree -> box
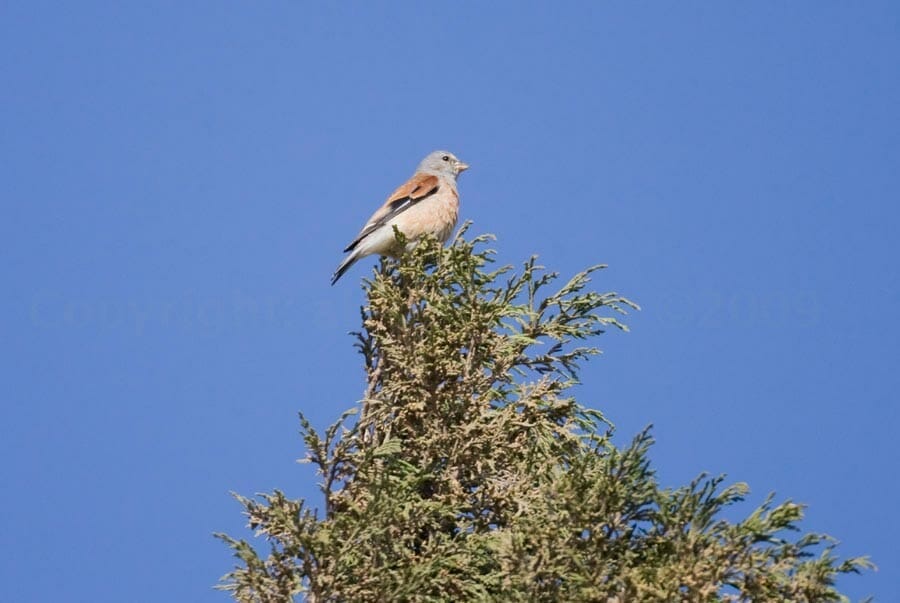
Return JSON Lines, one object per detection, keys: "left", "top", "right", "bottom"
{"left": 331, "top": 150, "right": 469, "bottom": 285}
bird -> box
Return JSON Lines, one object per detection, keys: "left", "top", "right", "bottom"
{"left": 331, "top": 150, "right": 469, "bottom": 285}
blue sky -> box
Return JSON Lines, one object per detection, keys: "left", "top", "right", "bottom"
{"left": 2, "top": 2, "right": 897, "bottom": 601}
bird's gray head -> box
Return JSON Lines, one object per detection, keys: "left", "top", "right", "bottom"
{"left": 417, "top": 150, "right": 469, "bottom": 178}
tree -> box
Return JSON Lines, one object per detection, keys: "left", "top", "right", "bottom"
{"left": 217, "top": 227, "right": 871, "bottom": 602}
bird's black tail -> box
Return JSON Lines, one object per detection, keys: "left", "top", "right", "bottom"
{"left": 330, "top": 253, "right": 359, "bottom": 285}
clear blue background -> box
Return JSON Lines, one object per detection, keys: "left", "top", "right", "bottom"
{"left": 2, "top": 2, "right": 897, "bottom": 601}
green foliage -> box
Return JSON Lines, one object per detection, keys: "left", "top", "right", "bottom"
{"left": 217, "top": 227, "right": 871, "bottom": 602}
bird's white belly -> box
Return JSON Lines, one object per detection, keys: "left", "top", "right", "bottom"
{"left": 368, "top": 197, "right": 459, "bottom": 257}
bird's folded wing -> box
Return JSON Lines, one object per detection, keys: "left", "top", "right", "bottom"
{"left": 343, "top": 173, "right": 440, "bottom": 252}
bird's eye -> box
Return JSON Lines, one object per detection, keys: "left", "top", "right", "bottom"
{"left": 442, "top": 155, "right": 450, "bottom": 161}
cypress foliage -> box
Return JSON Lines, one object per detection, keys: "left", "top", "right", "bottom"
{"left": 218, "top": 227, "right": 870, "bottom": 602}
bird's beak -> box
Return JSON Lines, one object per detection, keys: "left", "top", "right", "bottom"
{"left": 457, "top": 161, "right": 470, "bottom": 173}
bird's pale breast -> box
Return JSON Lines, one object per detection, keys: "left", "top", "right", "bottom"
{"left": 387, "top": 186, "right": 459, "bottom": 250}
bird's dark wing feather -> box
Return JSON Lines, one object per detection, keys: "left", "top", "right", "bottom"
{"left": 343, "top": 173, "right": 440, "bottom": 252}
